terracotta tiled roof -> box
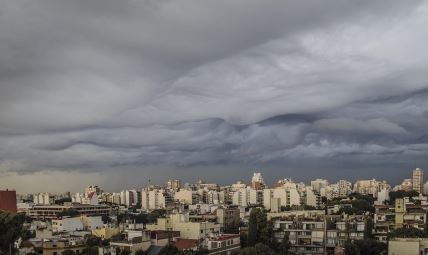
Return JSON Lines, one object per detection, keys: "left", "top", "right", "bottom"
{"left": 174, "top": 238, "right": 199, "bottom": 250}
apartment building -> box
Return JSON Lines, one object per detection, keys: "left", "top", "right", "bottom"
{"left": 263, "top": 188, "right": 301, "bottom": 210}
{"left": 272, "top": 214, "right": 326, "bottom": 255}
{"left": 205, "top": 234, "right": 241, "bottom": 255}
{"left": 374, "top": 198, "right": 428, "bottom": 242}
{"left": 146, "top": 212, "right": 221, "bottom": 239}
{"left": 27, "top": 203, "right": 111, "bottom": 220}
{"left": 325, "top": 215, "right": 366, "bottom": 249}
{"left": 232, "top": 187, "right": 262, "bottom": 207}
{"left": 270, "top": 210, "right": 367, "bottom": 255}
{"left": 216, "top": 206, "right": 240, "bottom": 232}
{"left": 33, "top": 193, "right": 51, "bottom": 205}
{"left": 141, "top": 189, "right": 172, "bottom": 210}
{"left": 413, "top": 168, "right": 424, "bottom": 194}
{"left": 174, "top": 189, "right": 198, "bottom": 205}
{"left": 42, "top": 238, "right": 86, "bottom": 255}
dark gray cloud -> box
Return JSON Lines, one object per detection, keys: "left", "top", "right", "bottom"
{"left": 1, "top": 0, "right": 428, "bottom": 192}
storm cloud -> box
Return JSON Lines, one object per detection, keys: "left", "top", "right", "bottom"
{"left": 1, "top": 0, "right": 428, "bottom": 192}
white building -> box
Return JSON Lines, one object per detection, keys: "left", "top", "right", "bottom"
{"left": 52, "top": 215, "right": 103, "bottom": 233}
{"left": 311, "top": 179, "right": 329, "bottom": 194}
{"left": 263, "top": 188, "right": 301, "bottom": 210}
{"left": 146, "top": 212, "right": 221, "bottom": 239}
{"left": 33, "top": 193, "right": 51, "bottom": 205}
{"left": 376, "top": 188, "right": 390, "bottom": 204}
{"left": 413, "top": 168, "right": 424, "bottom": 194}
{"left": 337, "top": 180, "right": 353, "bottom": 197}
{"left": 141, "top": 189, "right": 170, "bottom": 210}
{"left": 72, "top": 192, "right": 99, "bottom": 205}
{"left": 85, "top": 185, "right": 102, "bottom": 195}
{"left": 305, "top": 188, "right": 320, "bottom": 208}
{"left": 353, "top": 179, "right": 389, "bottom": 198}
{"left": 232, "top": 187, "right": 262, "bottom": 207}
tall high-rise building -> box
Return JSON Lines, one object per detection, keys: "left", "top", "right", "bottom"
{"left": 167, "top": 179, "right": 181, "bottom": 190}
{"left": 251, "top": 172, "right": 265, "bottom": 190}
{"left": 412, "top": 168, "right": 424, "bottom": 194}
{"left": 85, "top": 185, "right": 102, "bottom": 195}
{"left": 0, "top": 189, "right": 17, "bottom": 213}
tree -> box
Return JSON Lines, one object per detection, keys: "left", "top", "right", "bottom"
{"left": 247, "top": 208, "right": 260, "bottom": 246}
{"left": 135, "top": 250, "right": 148, "bottom": 255}
{"left": 84, "top": 234, "right": 102, "bottom": 246}
{"left": 159, "top": 244, "right": 179, "bottom": 255}
{"left": 84, "top": 247, "right": 99, "bottom": 255}
{"left": 120, "top": 250, "right": 131, "bottom": 255}
{"left": 389, "top": 190, "right": 419, "bottom": 203}
{"left": 276, "top": 232, "right": 291, "bottom": 255}
{"left": 388, "top": 226, "right": 428, "bottom": 239}
{"left": 133, "top": 213, "right": 149, "bottom": 224}
{"left": 148, "top": 209, "right": 166, "bottom": 223}
{"left": 180, "top": 246, "right": 209, "bottom": 255}
{"left": 61, "top": 250, "right": 76, "bottom": 255}
{"left": 364, "top": 217, "right": 374, "bottom": 239}
{"left": 232, "top": 243, "right": 277, "bottom": 255}
{"left": 101, "top": 215, "right": 112, "bottom": 224}
{"left": 0, "top": 211, "right": 31, "bottom": 252}
{"left": 344, "top": 239, "right": 387, "bottom": 255}
{"left": 247, "top": 208, "right": 272, "bottom": 246}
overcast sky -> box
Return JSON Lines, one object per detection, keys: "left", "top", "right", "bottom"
{"left": 1, "top": 0, "right": 428, "bottom": 193}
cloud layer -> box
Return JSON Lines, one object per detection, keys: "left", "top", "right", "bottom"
{"left": 1, "top": 0, "right": 428, "bottom": 191}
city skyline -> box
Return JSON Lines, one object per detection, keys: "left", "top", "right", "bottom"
{"left": 8, "top": 167, "right": 425, "bottom": 194}
{"left": 2, "top": 0, "right": 428, "bottom": 193}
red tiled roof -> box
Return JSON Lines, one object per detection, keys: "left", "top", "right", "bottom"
{"left": 174, "top": 239, "right": 199, "bottom": 250}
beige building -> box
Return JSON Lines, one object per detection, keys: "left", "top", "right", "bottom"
{"left": 174, "top": 189, "right": 196, "bottom": 205}
{"left": 92, "top": 226, "right": 120, "bottom": 239}
{"left": 146, "top": 212, "right": 221, "bottom": 239}
{"left": 413, "top": 168, "right": 424, "bottom": 194}
{"left": 389, "top": 238, "right": 428, "bottom": 255}
{"left": 263, "top": 188, "right": 301, "bottom": 210}
{"left": 42, "top": 239, "right": 86, "bottom": 255}
{"left": 110, "top": 236, "right": 151, "bottom": 255}
{"left": 167, "top": 179, "right": 181, "bottom": 190}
